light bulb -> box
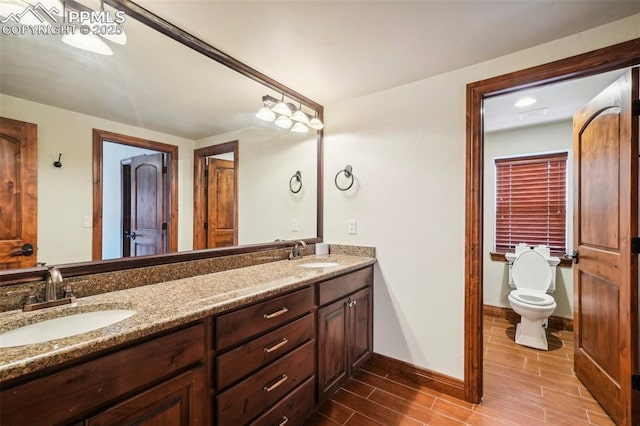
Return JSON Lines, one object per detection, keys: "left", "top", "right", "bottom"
{"left": 291, "top": 122, "right": 309, "bottom": 133}
{"left": 291, "top": 109, "right": 309, "bottom": 124}
{"left": 256, "top": 107, "right": 276, "bottom": 122}
{"left": 272, "top": 101, "right": 292, "bottom": 117}
{"left": 275, "top": 115, "right": 293, "bottom": 129}
{"left": 308, "top": 117, "right": 324, "bottom": 130}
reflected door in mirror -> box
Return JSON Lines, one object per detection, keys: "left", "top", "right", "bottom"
{"left": 130, "top": 153, "right": 166, "bottom": 256}
{"left": 0, "top": 117, "right": 37, "bottom": 269}
{"left": 207, "top": 159, "right": 236, "bottom": 248}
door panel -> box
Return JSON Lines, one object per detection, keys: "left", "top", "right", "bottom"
{"left": 573, "top": 69, "right": 639, "bottom": 425}
{"left": 349, "top": 287, "right": 373, "bottom": 373}
{"left": 207, "top": 159, "right": 236, "bottom": 248}
{"left": 130, "top": 153, "right": 165, "bottom": 256}
{"left": 0, "top": 117, "right": 37, "bottom": 269}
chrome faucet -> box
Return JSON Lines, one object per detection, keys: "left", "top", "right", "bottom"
{"left": 290, "top": 241, "right": 307, "bottom": 259}
{"left": 44, "top": 267, "right": 63, "bottom": 302}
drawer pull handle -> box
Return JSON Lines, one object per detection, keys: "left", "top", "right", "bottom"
{"left": 279, "top": 416, "right": 289, "bottom": 426}
{"left": 264, "top": 374, "right": 288, "bottom": 392}
{"left": 264, "top": 307, "right": 288, "bottom": 319}
{"left": 264, "top": 338, "right": 289, "bottom": 353}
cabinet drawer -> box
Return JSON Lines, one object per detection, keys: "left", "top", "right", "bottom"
{"left": 250, "top": 376, "right": 315, "bottom": 426}
{"left": 216, "top": 286, "right": 314, "bottom": 350}
{"left": 318, "top": 266, "right": 373, "bottom": 306}
{"left": 216, "top": 313, "right": 315, "bottom": 390}
{"left": 216, "top": 340, "right": 315, "bottom": 426}
{"left": 0, "top": 324, "right": 205, "bottom": 426}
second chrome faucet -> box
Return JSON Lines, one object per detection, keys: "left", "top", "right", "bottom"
{"left": 289, "top": 241, "right": 307, "bottom": 260}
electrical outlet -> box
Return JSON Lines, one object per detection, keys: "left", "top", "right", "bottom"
{"left": 291, "top": 219, "right": 299, "bottom": 232}
{"left": 348, "top": 219, "right": 357, "bottom": 235}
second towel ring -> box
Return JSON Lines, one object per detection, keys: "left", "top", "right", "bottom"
{"left": 335, "top": 165, "right": 354, "bottom": 191}
{"left": 289, "top": 171, "right": 302, "bottom": 193}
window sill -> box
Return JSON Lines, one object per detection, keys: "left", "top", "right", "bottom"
{"left": 489, "top": 252, "right": 573, "bottom": 268}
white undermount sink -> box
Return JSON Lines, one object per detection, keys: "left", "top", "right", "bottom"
{"left": 0, "top": 310, "right": 136, "bottom": 348}
{"left": 299, "top": 262, "right": 340, "bottom": 268}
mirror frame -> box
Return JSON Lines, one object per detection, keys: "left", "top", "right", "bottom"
{"left": 0, "top": 0, "right": 323, "bottom": 285}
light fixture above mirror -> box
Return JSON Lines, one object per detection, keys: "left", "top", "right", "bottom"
{"left": 256, "top": 94, "right": 323, "bottom": 133}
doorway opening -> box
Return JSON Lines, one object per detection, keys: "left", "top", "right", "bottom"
{"left": 464, "top": 39, "right": 639, "bottom": 422}
{"left": 193, "top": 141, "right": 238, "bottom": 249}
{"left": 92, "top": 129, "right": 179, "bottom": 260}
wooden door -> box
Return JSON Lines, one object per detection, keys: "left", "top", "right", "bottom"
{"left": 0, "top": 117, "right": 37, "bottom": 269}
{"left": 573, "top": 69, "right": 639, "bottom": 425}
{"left": 349, "top": 287, "right": 373, "bottom": 373}
{"left": 207, "top": 159, "right": 236, "bottom": 248}
{"left": 318, "top": 298, "right": 349, "bottom": 402}
{"left": 130, "top": 153, "right": 165, "bottom": 256}
{"left": 86, "top": 368, "right": 205, "bottom": 426}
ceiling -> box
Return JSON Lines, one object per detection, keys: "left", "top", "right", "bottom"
{"left": 484, "top": 68, "right": 628, "bottom": 133}
{"left": 1, "top": 1, "right": 638, "bottom": 139}
{"left": 135, "top": 0, "right": 640, "bottom": 105}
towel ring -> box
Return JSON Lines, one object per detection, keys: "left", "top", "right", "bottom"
{"left": 334, "top": 165, "right": 354, "bottom": 191}
{"left": 289, "top": 171, "right": 302, "bottom": 193}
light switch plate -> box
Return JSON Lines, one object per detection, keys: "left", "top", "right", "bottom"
{"left": 291, "top": 219, "right": 299, "bottom": 232}
{"left": 83, "top": 215, "right": 92, "bottom": 228}
{"left": 348, "top": 219, "right": 357, "bottom": 234}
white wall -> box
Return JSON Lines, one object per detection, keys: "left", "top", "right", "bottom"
{"left": 0, "top": 94, "right": 195, "bottom": 265}
{"left": 197, "top": 127, "right": 317, "bottom": 244}
{"left": 324, "top": 15, "right": 639, "bottom": 379}
{"left": 483, "top": 121, "right": 573, "bottom": 318}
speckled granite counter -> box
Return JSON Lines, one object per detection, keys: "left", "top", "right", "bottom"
{"left": 0, "top": 254, "right": 375, "bottom": 383}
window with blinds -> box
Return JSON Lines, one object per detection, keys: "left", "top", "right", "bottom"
{"left": 495, "top": 152, "right": 568, "bottom": 254}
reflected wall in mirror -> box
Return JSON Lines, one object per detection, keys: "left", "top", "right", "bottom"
{"left": 0, "top": 0, "right": 322, "bottom": 275}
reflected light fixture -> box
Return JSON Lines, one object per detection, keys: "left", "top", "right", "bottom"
{"left": 257, "top": 94, "right": 323, "bottom": 132}
{"left": 514, "top": 96, "right": 537, "bottom": 108}
{"left": 60, "top": 0, "right": 127, "bottom": 55}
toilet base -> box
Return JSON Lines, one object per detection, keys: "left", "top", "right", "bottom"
{"left": 515, "top": 320, "right": 548, "bottom": 351}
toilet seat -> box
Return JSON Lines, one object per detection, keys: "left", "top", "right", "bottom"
{"left": 509, "top": 289, "right": 555, "bottom": 306}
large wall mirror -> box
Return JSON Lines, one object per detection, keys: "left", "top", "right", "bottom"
{"left": 0, "top": 0, "right": 323, "bottom": 283}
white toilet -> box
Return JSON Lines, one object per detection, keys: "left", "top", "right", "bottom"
{"left": 505, "top": 244, "right": 560, "bottom": 350}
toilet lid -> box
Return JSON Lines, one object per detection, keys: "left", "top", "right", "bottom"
{"left": 512, "top": 250, "right": 552, "bottom": 291}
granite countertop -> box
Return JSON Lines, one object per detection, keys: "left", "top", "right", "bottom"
{"left": 0, "top": 254, "right": 375, "bottom": 383}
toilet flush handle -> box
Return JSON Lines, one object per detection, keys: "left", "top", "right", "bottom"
{"left": 565, "top": 249, "right": 579, "bottom": 264}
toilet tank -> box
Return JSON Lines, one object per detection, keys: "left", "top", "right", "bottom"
{"left": 505, "top": 244, "right": 560, "bottom": 292}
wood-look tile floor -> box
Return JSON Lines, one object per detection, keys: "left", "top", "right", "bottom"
{"left": 306, "top": 316, "right": 614, "bottom": 425}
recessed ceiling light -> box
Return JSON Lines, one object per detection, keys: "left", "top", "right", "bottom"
{"left": 514, "top": 96, "right": 537, "bottom": 108}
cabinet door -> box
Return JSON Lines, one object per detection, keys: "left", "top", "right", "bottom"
{"left": 349, "top": 287, "right": 373, "bottom": 373}
{"left": 317, "top": 298, "right": 349, "bottom": 402}
{"left": 86, "top": 367, "right": 206, "bottom": 426}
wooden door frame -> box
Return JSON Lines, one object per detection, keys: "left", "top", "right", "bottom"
{"left": 193, "top": 141, "right": 239, "bottom": 250}
{"left": 464, "top": 38, "right": 640, "bottom": 403}
{"left": 92, "top": 129, "right": 179, "bottom": 260}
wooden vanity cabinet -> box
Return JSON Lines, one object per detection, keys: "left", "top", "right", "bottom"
{"left": 317, "top": 266, "right": 373, "bottom": 403}
{"left": 0, "top": 323, "right": 208, "bottom": 426}
{"left": 214, "top": 286, "right": 316, "bottom": 425}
